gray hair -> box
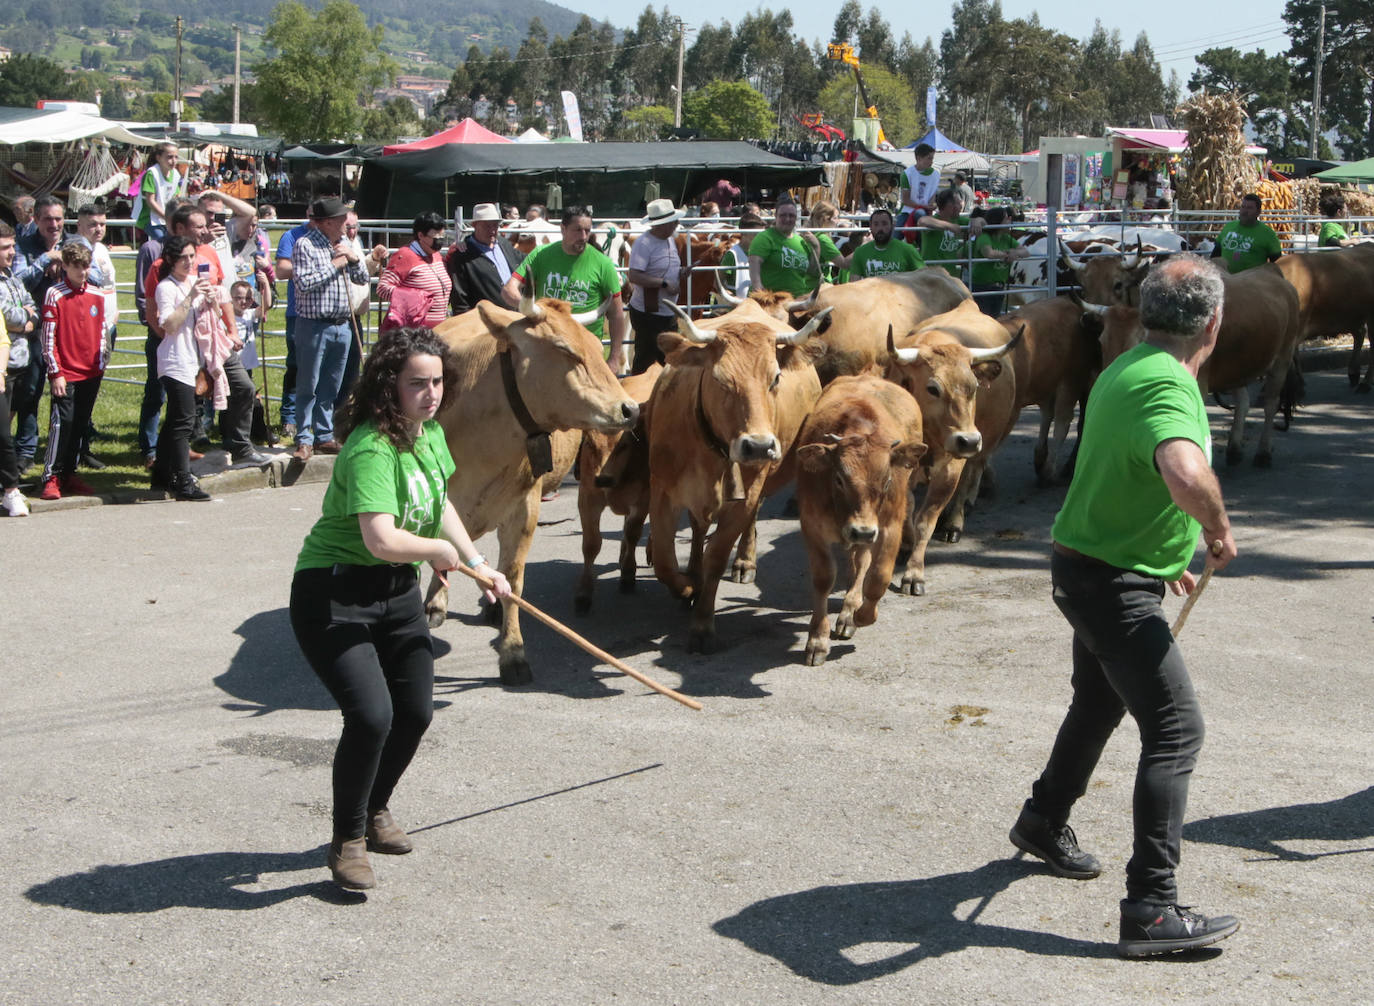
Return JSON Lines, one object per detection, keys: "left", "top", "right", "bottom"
{"left": 1139, "top": 255, "right": 1224, "bottom": 345}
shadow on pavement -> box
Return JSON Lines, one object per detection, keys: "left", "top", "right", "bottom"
{"left": 24, "top": 847, "right": 362, "bottom": 912}
{"left": 712, "top": 858, "right": 1109, "bottom": 983}
{"left": 1184, "top": 786, "right": 1374, "bottom": 861}
{"left": 216, "top": 608, "right": 332, "bottom": 715}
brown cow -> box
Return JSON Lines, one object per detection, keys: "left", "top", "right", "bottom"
{"left": 996, "top": 295, "right": 1103, "bottom": 485}
{"left": 795, "top": 375, "right": 927, "bottom": 665}
{"left": 648, "top": 305, "right": 830, "bottom": 653}
{"left": 573, "top": 363, "right": 662, "bottom": 613}
{"left": 1093, "top": 261, "right": 1301, "bottom": 466}
{"left": 884, "top": 300, "right": 1022, "bottom": 594}
{"left": 1276, "top": 245, "right": 1374, "bottom": 390}
{"left": 1061, "top": 238, "right": 1153, "bottom": 306}
{"left": 716, "top": 268, "right": 971, "bottom": 383}
{"left": 427, "top": 295, "right": 641, "bottom": 684}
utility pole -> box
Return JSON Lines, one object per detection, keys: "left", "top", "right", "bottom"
{"left": 1310, "top": 3, "right": 1326, "bottom": 158}
{"left": 673, "top": 17, "right": 685, "bottom": 128}
{"left": 232, "top": 23, "right": 242, "bottom": 127}
{"left": 171, "top": 15, "right": 183, "bottom": 132}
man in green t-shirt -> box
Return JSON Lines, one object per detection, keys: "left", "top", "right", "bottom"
{"left": 847, "top": 208, "right": 923, "bottom": 279}
{"left": 1008, "top": 255, "right": 1241, "bottom": 960}
{"left": 504, "top": 205, "right": 629, "bottom": 373}
{"left": 1210, "top": 193, "right": 1282, "bottom": 274}
{"left": 915, "top": 188, "right": 978, "bottom": 281}
{"left": 969, "top": 207, "right": 1029, "bottom": 315}
{"left": 747, "top": 198, "right": 820, "bottom": 298}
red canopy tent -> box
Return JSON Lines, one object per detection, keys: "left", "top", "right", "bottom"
{"left": 382, "top": 117, "right": 512, "bottom": 155}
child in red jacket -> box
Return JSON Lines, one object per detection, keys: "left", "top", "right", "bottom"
{"left": 39, "top": 243, "right": 108, "bottom": 499}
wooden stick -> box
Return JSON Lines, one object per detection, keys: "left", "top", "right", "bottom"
{"left": 1171, "top": 540, "right": 1224, "bottom": 637}
{"left": 441, "top": 567, "right": 703, "bottom": 711}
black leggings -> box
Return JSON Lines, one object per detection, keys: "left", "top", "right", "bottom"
{"left": 290, "top": 564, "right": 436, "bottom": 839}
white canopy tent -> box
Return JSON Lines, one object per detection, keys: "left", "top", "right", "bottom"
{"left": 884, "top": 147, "right": 992, "bottom": 175}
{"left": 0, "top": 106, "right": 158, "bottom": 147}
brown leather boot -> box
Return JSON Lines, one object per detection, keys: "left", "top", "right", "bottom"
{"left": 365, "top": 808, "right": 414, "bottom": 855}
{"left": 328, "top": 836, "right": 376, "bottom": 889}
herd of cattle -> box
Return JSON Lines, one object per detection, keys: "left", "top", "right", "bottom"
{"left": 423, "top": 233, "right": 1374, "bottom": 683}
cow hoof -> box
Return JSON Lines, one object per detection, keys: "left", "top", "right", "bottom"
{"left": 618, "top": 575, "right": 636, "bottom": 594}
{"left": 899, "top": 576, "right": 926, "bottom": 597}
{"left": 425, "top": 607, "right": 446, "bottom": 630}
{"left": 1253, "top": 451, "right": 1272, "bottom": 469}
{"left": 935, "top": 527, "right": 961, "bottom": 544}
{"left": 482, "top": 601, "right": 502, "bottom": 628}
{"left": 573, "top": 594, "right": 592, "bottom": 616}
{"left": 1225, "top": 446, "right": 1244, "bottom": 467}
{"left": 831, "top": 617, "right": 856, "bottom": 641}
{"left": 1272, "top": 417, "right": 1289, "bottom": 431}
{"left": 731, "top": 563, "right": 756, "bottom": 584}
{"left": 803, "top": 640, "right": 829, "bottom": 666}
{"left": 687, "top": 628, "right": 718, "bottom": 654}
{"left": 498, "top": 650, "right": 533, "bottom": 686}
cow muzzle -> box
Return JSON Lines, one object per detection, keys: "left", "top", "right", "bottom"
{"left": 843, "top": 522, "right": 879, "bottom": 545}
{"left": 732, "top": 434, "right": 781, "bottom": 464}
{"left": 603, "top": 400, "right": 640, "bottom": 430}
{"left": 947, "top": 430, "right": 983, "bottom": 458}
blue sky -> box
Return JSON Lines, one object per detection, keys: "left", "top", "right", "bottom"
{"left": 584, "top": 0, "right": 1293, "bottom": 82}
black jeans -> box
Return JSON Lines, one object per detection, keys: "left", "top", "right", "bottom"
{"left": 219, "top": 350, "right": 255, "bottom": 456}
{"left": 972, "top": 282, "right": 1006, "bottom": 317}
{"left": 0, "top": 373, "right": 18, "bottom": 489}
{"left": 290, "top": 564, "right": 435, "bottom": 839}
{"left": 10, "top": 336, "right": 43, "bottom": 461}
{"left": 1031, "top": 550, "right": 1204, "bottom": 905}
{"left": 153, "top": 376, "right": 197, "bottom": 483}
{"left": 41, "top": 376, "right": 102, "bottom": 481}
{"left": 628, "top": 306, "right": 676, "bottom": 375}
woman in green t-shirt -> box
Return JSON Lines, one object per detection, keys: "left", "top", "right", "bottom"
{"left": 290, "top": 327, "right": 511, "bottom": 891}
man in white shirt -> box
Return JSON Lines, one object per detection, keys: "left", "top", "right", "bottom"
{"left": 625, "top": 198, "right": 684, "bottom": 375}
{"left": 900, "top": 143, "right": 941, "bottom": 231}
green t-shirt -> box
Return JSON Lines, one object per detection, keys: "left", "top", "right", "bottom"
{"left": 295, "top": 420, "right": 457, "bottom": 572}
{"left": 848, "top": 239, "right": 924, "bottom": 279}
{"left": 816, "top": 232, "right": 846, "bottom": 283}
{"left": 1051, "top": 343, "right": 1210, "bottom": 579}
{"left": 515, "top": 242, "right": 622, "bottom": 337}
{"left": 919, "top": 217, "right": 969, "bottom": 277}
{"left": 971, "top": 231, "right": 1015, "bottom": 286}
{"left": 747, "top": 227, "right": 817, "bottom": 297}
{"left": 1215, "top": 220, "right": 1282, "bottom": 273}
{"left": 1318, "top": 220, "right": 1349, "bottom": 247}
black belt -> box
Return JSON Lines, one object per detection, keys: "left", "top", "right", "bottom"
{"left": 1053, "top": 542, "right": 1110, "bottom": 566}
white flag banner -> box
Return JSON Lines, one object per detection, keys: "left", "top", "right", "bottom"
{"left": 561, "top": 90, "right": 583, "bottom": 142}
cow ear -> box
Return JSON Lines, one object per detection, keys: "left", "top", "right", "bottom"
{"left": 797, "top": 442, "right": 834, "bottom": 472}
{"left": 477, "top": 300, "right": 519, "bottom": 351}
{"left": 891, "top": 439, "right": 928, "bottom": 469}
{"left": 657, "top": 329, "right": 690, "bottom": 361}
{"left": 972, "top": 359, "right": 1002, "bottom": 386}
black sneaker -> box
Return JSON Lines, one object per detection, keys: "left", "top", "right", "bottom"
{"left": 1118, "top": 900, "right": 1239, "bottom": 958}
{"left": 1009, "top": 799, "right": 1102, "bottom": 879}
{"left": 172, "top": 474, "right": 212, "bottom": 502}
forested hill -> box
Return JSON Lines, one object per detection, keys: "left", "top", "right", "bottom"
{"left": 0, "top": 0, "right": 597, "bottom": 60}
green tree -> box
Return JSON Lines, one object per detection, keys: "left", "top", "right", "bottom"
{"left": 683, "top": 79, "right": 773, "bottom": 138}
{"left": 360, "top": 96, "right": 423, "bottom": 143}
{"left": 0, "top": 53, "right": 72, "bottom": 107}
{"left": 1286, "top": 0, "right": 1374, "bottom": 158}
{"left": 198, "top": 84, "right": 267, "bottom": 127}
{"left": 255, "top": 0, "right": 397, "bottom": 142}
{"left": 619, "top": 104, "right": 674, "bottom": 140}
{"left": 1189, "top": 47, "right": 1297, "bottom": 157}
{"left": 819, "top": 63, "right": 917, "bottom": 145}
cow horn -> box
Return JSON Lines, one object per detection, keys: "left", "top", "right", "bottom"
{"left": 1121, "top": 236, "right": 1144, "bottom": 270}
{"left": 778, "top": 306, "right": 833, "bottom": 345}
{"left": 570, "top": 297, "right": 612, "bottom": 325}
{"left": 1060, "top": 246, "right": 1088, "bottom": 272}
{"left": 1080, "top": 302, "right": 1112, "bottom": 316}
{"left": 783, "top": 287, "right": 819, "bottom": 313}
{"left": 713, "top": 269, "right": 744, "bottom": 305}
{"left": 967, "top": 323, "right": 1024, "bottom": 362}
{"left": 887, "top": 323, "right": 920, "bottom": 364}
{"left": 668, "top": 300, "right": 716, "bottom": 344}
{"left": 519, "top": 287, "right": 546, "bottom": 323}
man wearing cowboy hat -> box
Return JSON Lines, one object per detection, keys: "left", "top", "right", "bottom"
{"left": 625, "top": 197, "right": 684, "bottom": 375}
{"left": 446, "top": 203, "right": 524, "bottom": 314}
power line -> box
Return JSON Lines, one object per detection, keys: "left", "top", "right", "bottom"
{"left": 1150, "top": 23, "right": 1290, "bottom": 57}
{"left": 454, "top": 29, "right": 690, "bottom": 69}
{"left": 1148, "top": 19, "right": 1287, "bottom": 52}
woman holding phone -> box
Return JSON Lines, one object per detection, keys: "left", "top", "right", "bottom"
{"left": 290, "top": 326, "right": 510, "bottom": 891}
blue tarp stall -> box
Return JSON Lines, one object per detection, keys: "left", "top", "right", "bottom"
{"left": 905, "top": 127, "right": 968, "bottom": 152}
{"left": 356, "top": 140, "right": 826, "bottom": 219}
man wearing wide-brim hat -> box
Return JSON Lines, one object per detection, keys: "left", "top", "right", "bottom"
{"left": 289, "top": 196, "right": 369, "bottom": 460}
{"left": 624, "top": 197, "right": 685, "bottom": 375}
{"left": 446, "top": 203, "right": 524, "bottom": 314}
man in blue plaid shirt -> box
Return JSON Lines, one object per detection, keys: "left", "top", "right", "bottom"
{"left": 291, "top": 197, "right": 368, "bottom": 461}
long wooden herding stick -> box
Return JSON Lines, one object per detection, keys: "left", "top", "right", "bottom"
{"left": 1171, "top": 540, "right": 1224, "bottom": 637}
{"left": 443, "top": 566, "right": 703, "bottom": 711}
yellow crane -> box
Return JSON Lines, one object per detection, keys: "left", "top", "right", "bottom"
{"left": 827, "top": 42, "right": 887, "bottom": 146}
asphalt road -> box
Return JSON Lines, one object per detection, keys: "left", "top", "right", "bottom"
{"left": 1, "top": 370, "right": 1370, "bottom": 1005}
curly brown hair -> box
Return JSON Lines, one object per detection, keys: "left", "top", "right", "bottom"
{"left": 335, "top": 327, "right": 461, "bottom": 450}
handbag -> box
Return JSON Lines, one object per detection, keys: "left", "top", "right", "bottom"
{"left": 382, "top": 284, "right": 436, "bottom": 331}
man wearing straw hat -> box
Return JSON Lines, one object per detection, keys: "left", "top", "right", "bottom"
{"left": 446, "top": 203, "right": 523, "bottom": 314}
{"left": 624, "top": 197, "right": 684, "bottom": 375}
{"left": 1009, "top": 255, "right": 1241, "bottom": 959}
